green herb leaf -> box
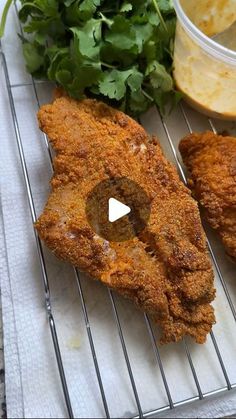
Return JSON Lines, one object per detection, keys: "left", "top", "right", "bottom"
{"left": 56, "top": 69, "right": 72, "bottom": 84}
{"left": 127, "top": 69, "right": 143, "bottom": 92}
{"left": 22, "top": 42, "right": 44, "bottom": 73}
{"left": 133, "top": 23, "right": 153, "bottom": 53}
{"left": 146, "top": 60, "right": 173, "bottom": 92}
{"left": 71, "top": 19, "right": 101, "bottom": 59}
{"left": 120, "top": 2, "right": 133, "bottom": 12}
{"left": 0, "top": 0, "right": 177, "bottom": 117}
{"left": 99, "top": 69, "right": 133, "bottom": 100}
{"left": 78, "top": 0, "right": 101, "bottom": 21}
{"left": 129, "top": 90, "right": 150, "bottom": 114}
{"left": 105, "top": 15, "right": 137, "bottom": 51}
{"left": 158, "top": 0, "right": 174, "bottom": 12}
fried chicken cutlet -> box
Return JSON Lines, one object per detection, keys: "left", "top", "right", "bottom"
{"left": 179, "top": 131, "right": 236, "bottom": 261}
{"left": 36, "top": 94, "right": 215, "bottom": 344}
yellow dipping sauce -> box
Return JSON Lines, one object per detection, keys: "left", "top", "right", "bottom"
{"left": 173, "top": 0, "right": 236, "bottom": 120}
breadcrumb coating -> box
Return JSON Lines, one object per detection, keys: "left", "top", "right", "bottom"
{"left": 36, "top": 93, "right": 215, "bottom": 344}
{"left": 179, "top": 131, "right": 236, "bottom": 261}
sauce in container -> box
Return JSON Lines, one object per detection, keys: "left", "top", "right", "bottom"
{"left": 173, "top": 0, "right": 236, "bottom": 120}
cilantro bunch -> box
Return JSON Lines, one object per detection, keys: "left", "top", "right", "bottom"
{"left": 1, "top": 0, "right": 179, "bottom": 116}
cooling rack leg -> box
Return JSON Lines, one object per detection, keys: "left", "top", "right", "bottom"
{"left": 183, "top": 339, "right": 203, "bottom": 399}
{"left": 108, "top": 289, "right": 144, "bottom": 418}
{"left": 144, "top": 314, "right": 174, "bottom": 408}
{"left": 49, "top": 314, "right": 75, "bottom": 417}
{"left": 74, "top": 269, "right": 110, "bottom": 418}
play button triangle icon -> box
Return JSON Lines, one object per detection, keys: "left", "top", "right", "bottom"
{"left": 108, "top": 198, "right": 131, "bottom": 223}
{"left": 86, "top": 177, "right": 151, "bottom": 242}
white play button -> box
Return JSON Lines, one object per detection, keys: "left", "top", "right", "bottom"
{"left": 86, "top": 178, "right": 151, "bottom": 241}
{"left": 108, "top": 198, "right": 131, "bottom": 223}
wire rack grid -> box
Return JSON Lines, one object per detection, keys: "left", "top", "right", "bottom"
{"left": 0, "top": 5, "right": 236, "bottom": 419}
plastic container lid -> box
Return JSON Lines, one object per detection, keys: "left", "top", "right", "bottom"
{"left": 173, "top": 0, "right": 236, "bottom": 65}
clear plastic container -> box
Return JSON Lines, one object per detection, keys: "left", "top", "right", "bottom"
{"left": 173, "top": 0, "right": 236, "bottom": 120}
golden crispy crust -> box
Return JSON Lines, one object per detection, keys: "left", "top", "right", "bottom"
{"left": 179, "top": 131, "right": 236, "bottom": 261}
{"left": 36, "top": 94, "right": 215, "bottom": 344}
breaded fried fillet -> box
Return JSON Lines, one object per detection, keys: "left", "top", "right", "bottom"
{"left": 36, "top": 94, "right": 215, "bottom": 344}
{"left": 179, "top": 131, "right": 236, "bottom": 261}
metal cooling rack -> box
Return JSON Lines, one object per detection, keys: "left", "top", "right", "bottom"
{"left": 0, "top": 4, "right": 236, "bottom": 418}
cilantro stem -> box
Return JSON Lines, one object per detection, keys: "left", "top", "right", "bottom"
{"left": 152, "top": 0, "right": 168, "bottom": 32}
{"left": 98, "top": 12, "right": 113, "bottom": 27}
{"left": 101, "top": 61, "right": 117, "bottom": 69}
{"left": 0, "top": 0, "right": 14, "bottom": 38}
{"left": 141, "top": 89, "right": 154, "bottom": 102}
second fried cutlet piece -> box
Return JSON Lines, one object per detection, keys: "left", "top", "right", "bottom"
{"left": 179, "top": 131, "right": 236, "bottom": 261}
{"left": 36, "top": 95, "right": 215, "bottom": 344}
